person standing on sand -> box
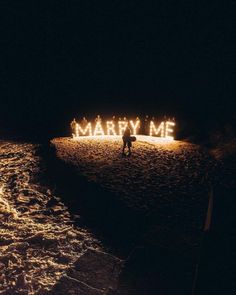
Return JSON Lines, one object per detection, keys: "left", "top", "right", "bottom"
{"left": 122, "top": 126, "right": 132, "bottom": 156}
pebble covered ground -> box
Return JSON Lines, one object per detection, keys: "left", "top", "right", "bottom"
{"left": 52, "top": 137, "right": 217, "bottom": 250}
{"left": 0, "top": 138, "right": 219, "bottom": 294}
{"left": 0, "top": 141, "right": 102, "bottom": 294}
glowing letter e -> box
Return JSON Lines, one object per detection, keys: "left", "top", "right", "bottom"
{"left": 165, "top": 121, "right": 175, "bottom": 140}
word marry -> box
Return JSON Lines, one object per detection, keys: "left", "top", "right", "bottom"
{"left": 74, "top": 120, "right": 175, "bottom": 140}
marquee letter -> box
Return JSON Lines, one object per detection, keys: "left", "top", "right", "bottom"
{"left": 129, "top": 120, "right": 140, "bottom": 135}
{"left": 118, "top": 121, "right": 128, "bottom": 135}
{"left": 165, "top": 121, "right": 175, "bottom": 140}
{"left": 106, "top": 121, "right": 117, "bottom": 136}
{"left": 75, "top": 123, "right": 92, "bottom": 137}
{"left": 94, "top": 121, "right": 105, "bottom": 136}
{"left": 149, "top": 121, "right": 165, "bottom": 137}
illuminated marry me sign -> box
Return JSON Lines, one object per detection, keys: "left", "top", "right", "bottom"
{"left": 71, "top": 116, "right": 175, "bottom": 140}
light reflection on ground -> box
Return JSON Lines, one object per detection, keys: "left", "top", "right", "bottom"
{"left": 0, "top": 141, "right": 102, "bottom": 294}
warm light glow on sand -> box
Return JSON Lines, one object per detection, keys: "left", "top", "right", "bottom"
{"left": 136, "top": 135, "right": 176, "bottom": 145}
{"left": 72, "top": 135, "right": 177, "bottom": 145}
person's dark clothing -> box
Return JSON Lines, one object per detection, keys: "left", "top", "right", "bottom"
{"left": 123, "top": 127, "right": 131, "bottom": 138}
{"left": 123, "top": 139, "right": 132, "bottom": 148}
{"left": 122, "top": 128, "right": 132, "bottom": 153}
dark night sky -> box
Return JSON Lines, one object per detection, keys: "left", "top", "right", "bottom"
{"left": 0, "top": 1, "right": 235, "bottom": 140}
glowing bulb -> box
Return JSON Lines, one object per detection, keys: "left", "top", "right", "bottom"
{"left": 118, "top": 121, "right": 128, "bottom": 136}
{"left": 71, "top": 116, "right": 176, "bottom": 140}
{"left": 93, "top": 121, "right": 105, "bottom": 136}
{"left": 75, "top": 123, "right": 92, "bottom": 137}
{"left": 149, "top": 121, "right": 165, "bottom": 137}
{"left": 106, "top": 121, "right": 117, "bottom": 136}
{"left": 129, "top": 120, "right": 140, "bottom": 135}
{"left": 165, "top": 121, "right": 175, "bottom": 140}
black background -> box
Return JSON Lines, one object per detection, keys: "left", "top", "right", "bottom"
{"left": 1, "top": 1, "right": 235, "bottom": 141}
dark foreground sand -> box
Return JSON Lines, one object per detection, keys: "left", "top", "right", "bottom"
{"left": 52, "top": 137, "right": 216, "bottom": 250}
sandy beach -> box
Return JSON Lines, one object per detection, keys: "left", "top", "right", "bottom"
{"left": 0, "top": 141, "right": 123, "bottom": 295}
{"left": 52, "top": 136, "right": 216, "bottom": 250}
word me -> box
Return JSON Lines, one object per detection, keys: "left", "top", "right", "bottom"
{"left": 72, "top": 118, "right": 175, "bottom": 140}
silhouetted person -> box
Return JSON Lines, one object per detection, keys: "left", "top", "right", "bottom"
{"left": 70, "top": 118, "right": 77, "bottom": 137}
{"left": 122, "top": 126, "right": 132, "bottom": 156}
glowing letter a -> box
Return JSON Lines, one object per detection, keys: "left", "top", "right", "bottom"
{"left": 94, "top": 122, "right": 105, "bottom": 136}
